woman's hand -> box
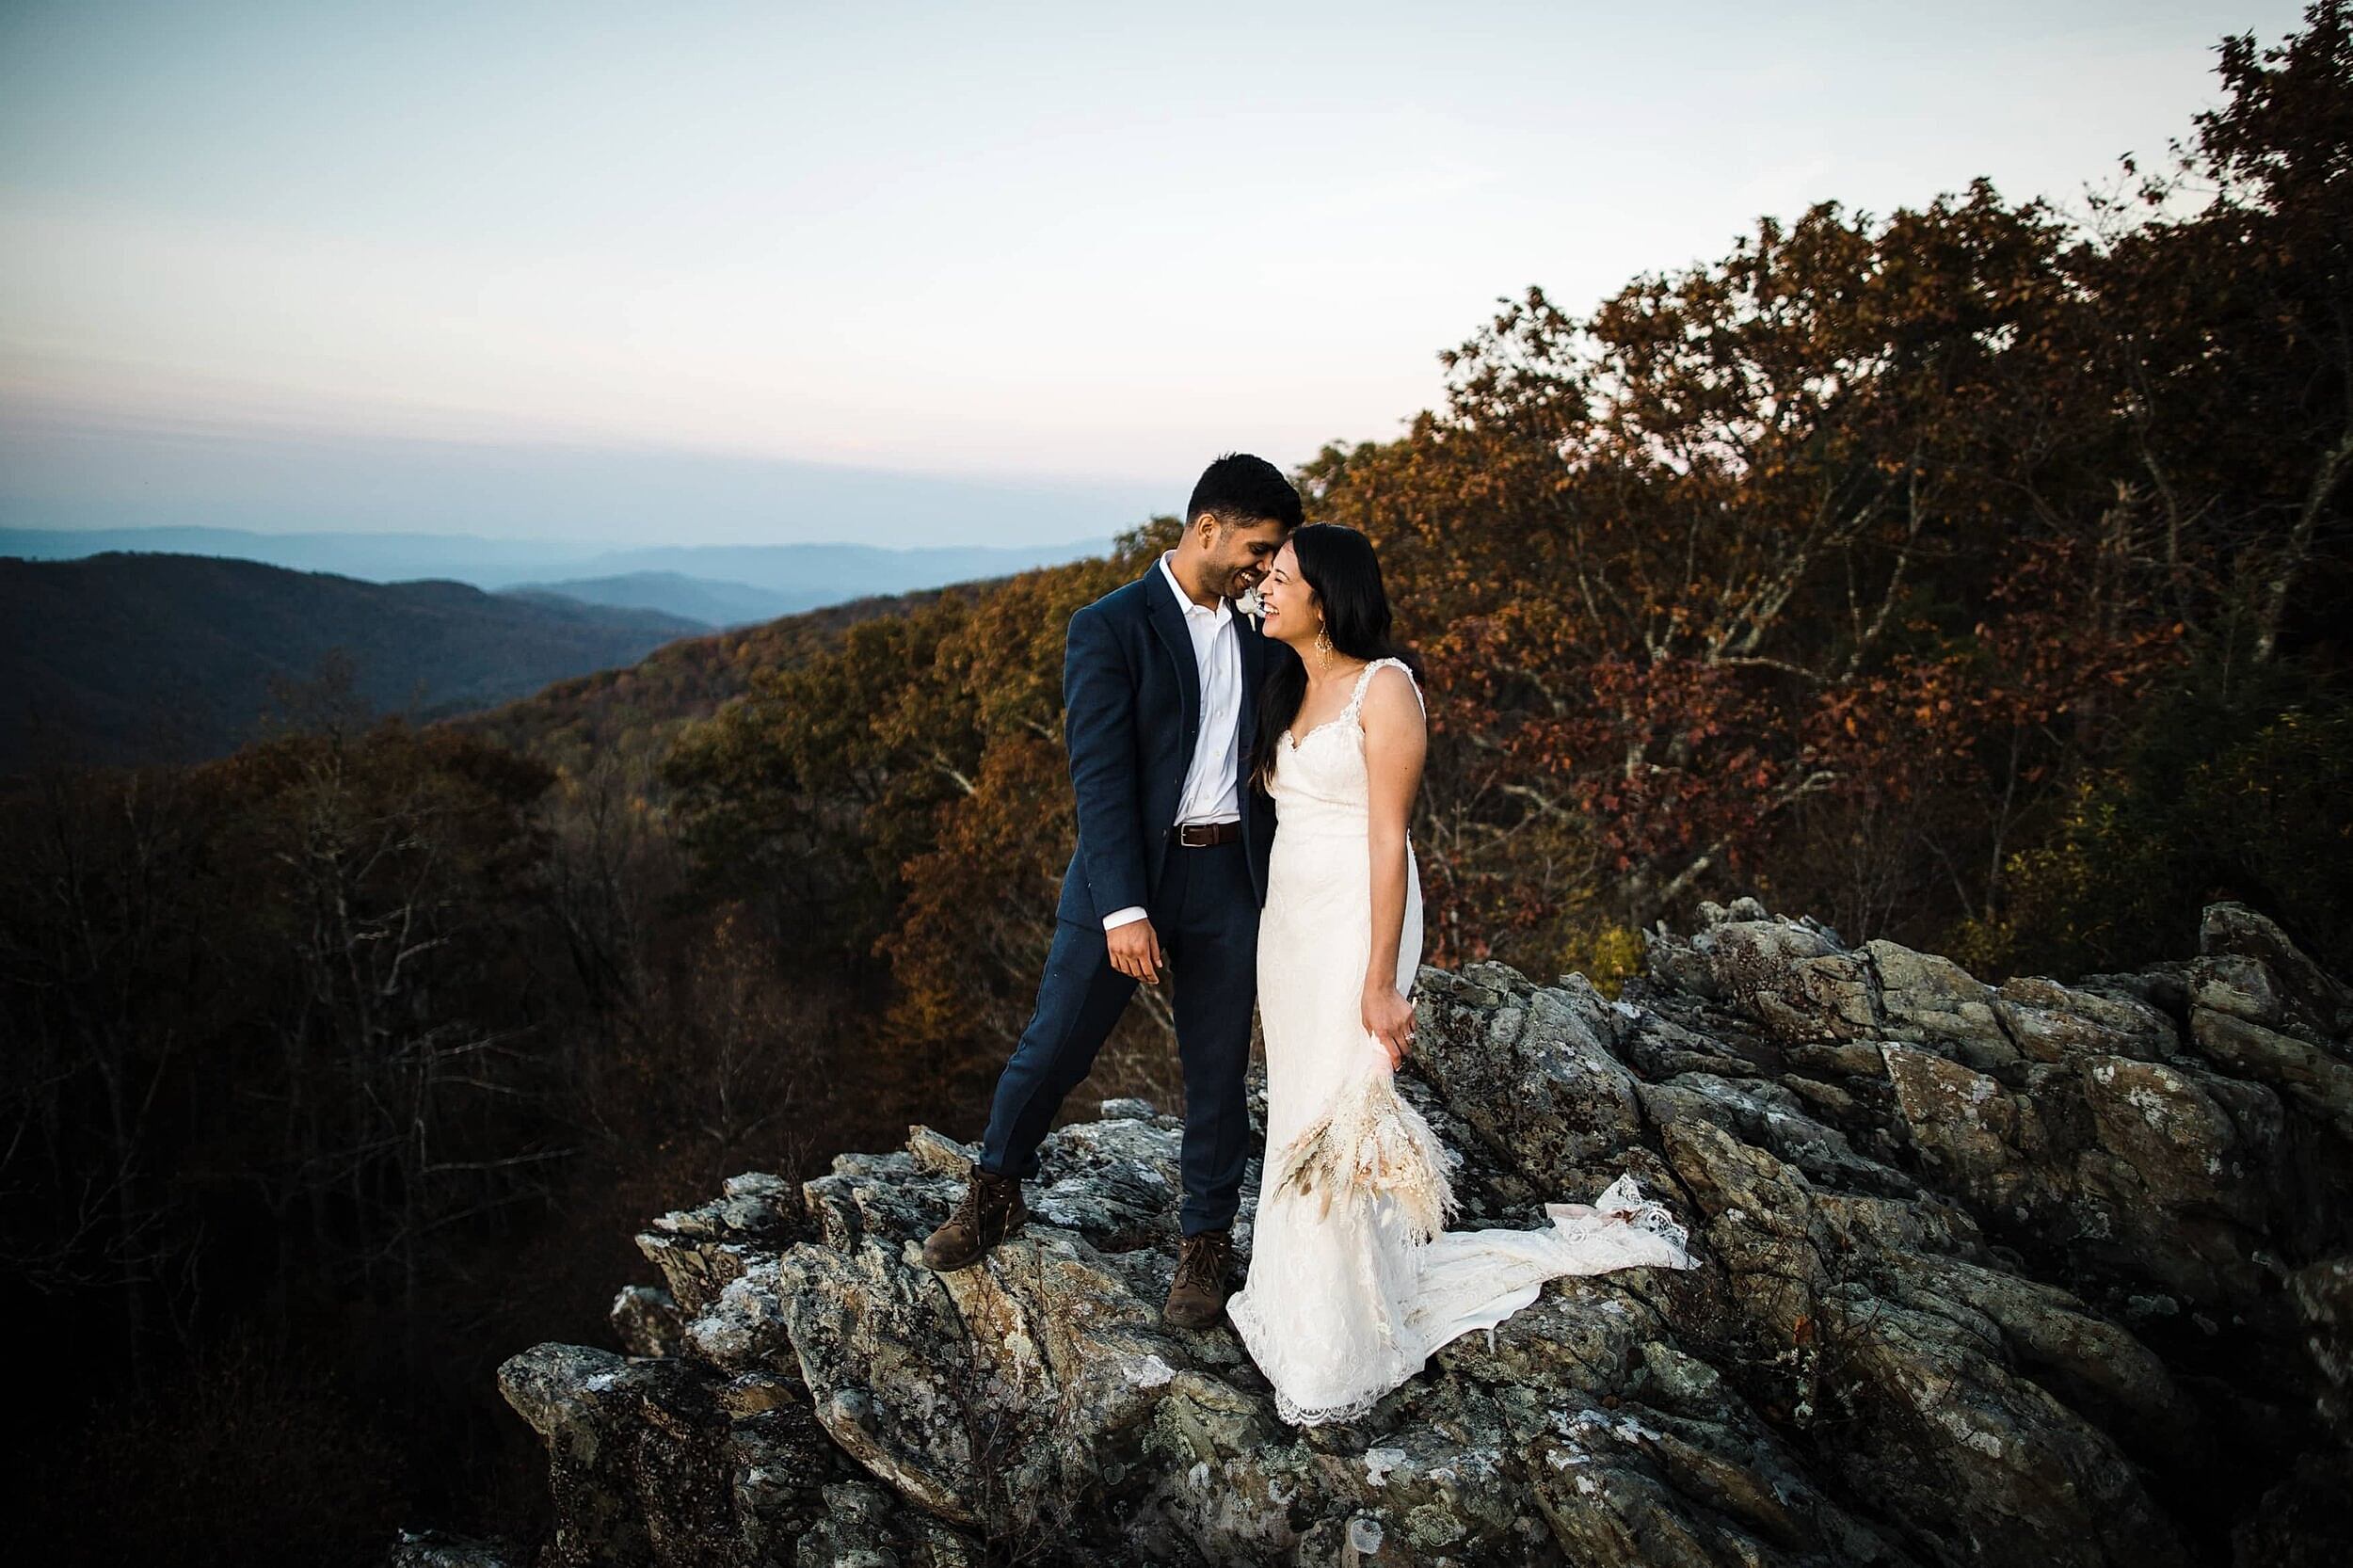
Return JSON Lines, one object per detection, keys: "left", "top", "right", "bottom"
{"left": 1363, "top": 981, "right": 1417, "bottom": 1070}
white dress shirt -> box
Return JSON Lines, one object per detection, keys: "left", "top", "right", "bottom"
{"left": 1102, "top": 550, "right": 1242, "bottom": 933}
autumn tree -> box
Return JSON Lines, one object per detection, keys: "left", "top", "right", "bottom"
{"left": 2082, "top": 2, "right": 2352, "bottom": 673}
{"left": 1303, "top": 180, "right": 2185, "bottom": 969}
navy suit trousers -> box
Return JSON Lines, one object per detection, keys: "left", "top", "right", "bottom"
{"left": 977, "top": 838, "right": 1257, "bottom": 1236}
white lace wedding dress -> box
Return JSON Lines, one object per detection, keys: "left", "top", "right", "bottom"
{"left": 1224, "top": 656, "right": 1696, "bottom": 1426}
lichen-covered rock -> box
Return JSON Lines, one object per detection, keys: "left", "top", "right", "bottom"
{"left": 479, "top": 902, "right": 2352, "bottom": 1566}
{"left": 496, "top": 1347, "right": 740, "bottom": 1568}
{"left": 611, "top": 1285, "right": 687, "bottom": 1360}
{"left": 1410, "top": 967, "right": 1653, "bottom": 1195}
{"left": 2200, "top": 904, "right": 2353, "bottom": 1045}
{"left": 2295, "top": 1256, "right": 2353, "bottom": 1438}
{"left": 2185, "top": 1005, "right": 2353, "bottom": 1144}
{"left": 1995, "top": 973, "right": 2180, "bottom": 1064}
{"left": 637, "top": 1171, "right": 809, "bottom": 1317}
{"left": 388, "top": 1528, "right": 519, "bottom": 1568}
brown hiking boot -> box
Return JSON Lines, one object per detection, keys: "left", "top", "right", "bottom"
{"left": 1163, "top": 1227, "right": 1234, "bottom": 1329}
{"left": 921, "top": 1166, "right": 1027, "bottom": 1272}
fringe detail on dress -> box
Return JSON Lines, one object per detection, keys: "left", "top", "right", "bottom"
{"left": 1266, "top": 1070, "right": 1462, "bottom": 1246}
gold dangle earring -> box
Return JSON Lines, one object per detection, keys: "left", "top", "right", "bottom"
{"left": 1314, "top": 620, "right": 1334, "bottom": 674}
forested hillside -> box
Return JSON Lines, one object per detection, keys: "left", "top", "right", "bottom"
{"left": 7, "top": 10, "right": 2349, "bottom": 1565}
{"left": 0, "top": 552, "right": 704, "bottom": 772}
{"left": 461, "top": 582, "right": 975, "bottom": 777}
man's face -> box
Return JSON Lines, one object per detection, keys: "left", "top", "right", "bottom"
{"left": 1200, "top": 515, "right": 1288, "bottom": 601}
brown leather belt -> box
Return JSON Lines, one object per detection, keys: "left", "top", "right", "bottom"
{"left": 1174, "top": 820, "right": 1241, "bottom": 847}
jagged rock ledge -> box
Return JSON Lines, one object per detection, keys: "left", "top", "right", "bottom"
{"left": 462, "top": 901, "right": 2353, "bottom": 1567}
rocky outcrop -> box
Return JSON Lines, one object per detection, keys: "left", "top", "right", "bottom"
{"left": 488, "top": 901, "right": 2351, "bottom": 1566}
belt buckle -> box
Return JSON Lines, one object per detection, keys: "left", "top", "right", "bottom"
{"left": 1177, "top": 822, "right": 1213, "bottom": 847}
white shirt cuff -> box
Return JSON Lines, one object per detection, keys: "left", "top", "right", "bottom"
{"left": 1101, "top": 905, "right": 1148, "bottom": 932}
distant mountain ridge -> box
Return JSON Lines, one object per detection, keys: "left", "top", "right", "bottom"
{"left": 0, "top": 526, "right": 1116, "bottom": 600}
{"left": 0, "top": 552, "right": 706, "bottom": 774}
{"left": 0, "top": 526, "right": 595, "bottom": 584}
{"left": 564, "top": 540, "right": 1112, "bottom": 597}
{"left": 504, "top": 571, "right": 807, "bottom": 629}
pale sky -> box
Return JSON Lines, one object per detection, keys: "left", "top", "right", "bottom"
{"left": 0, "top": 1, "right": 2311, "bottom": 546}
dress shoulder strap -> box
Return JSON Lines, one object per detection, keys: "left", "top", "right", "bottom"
{"left": 1345, "top": 656, "right": 1424, "bottom": 718}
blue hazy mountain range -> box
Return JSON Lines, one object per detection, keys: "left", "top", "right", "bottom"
{"left": 500, "top": 572, "right": 817, "bottom": 629}
{"left": 0, "top": 527, "right": 1117, "bottom": 628}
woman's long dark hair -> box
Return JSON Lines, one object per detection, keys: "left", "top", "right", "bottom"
{"left": 1249, "top": 523, "right": 1424, "bottom": 793}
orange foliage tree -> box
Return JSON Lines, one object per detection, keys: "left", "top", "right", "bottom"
{"left": 1305, "top": 181, "right": 2185, "bottom": 965}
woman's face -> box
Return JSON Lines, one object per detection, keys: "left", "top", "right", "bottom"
{"left": 1258, "top": 539, "right": 1319, "bottom": 651}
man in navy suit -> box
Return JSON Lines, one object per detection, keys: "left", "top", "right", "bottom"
{"left": 923, "top": 453, "right": 1301, "bottom": 1328}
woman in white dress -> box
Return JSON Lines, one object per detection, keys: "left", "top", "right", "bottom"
{"left": 1223, "top": 523, "right": 1696, "bottom": 1427}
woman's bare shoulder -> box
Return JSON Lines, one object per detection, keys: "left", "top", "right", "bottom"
{"left": 1361, "top": 660, "right": 1425, "bottom": 720}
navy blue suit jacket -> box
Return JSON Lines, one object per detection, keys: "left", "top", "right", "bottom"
{"left": 1053, "top": 559, "right": 1278, "bottom": 928}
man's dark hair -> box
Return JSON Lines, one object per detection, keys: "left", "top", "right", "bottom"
{"left": 1186, "top": 452, "right": 1304, "bottom": 533}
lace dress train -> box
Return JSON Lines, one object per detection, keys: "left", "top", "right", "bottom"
{"left": 1224, "top": 658, "right": 1696, "bottom": 1426}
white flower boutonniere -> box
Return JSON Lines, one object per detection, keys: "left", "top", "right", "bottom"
{"left": 1233, "top": 584, "right": 1265, "bottom": 627}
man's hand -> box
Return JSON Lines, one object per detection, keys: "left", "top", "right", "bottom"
{"left": 1108, "top": 918, "right": 1165, "bottom": 984}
